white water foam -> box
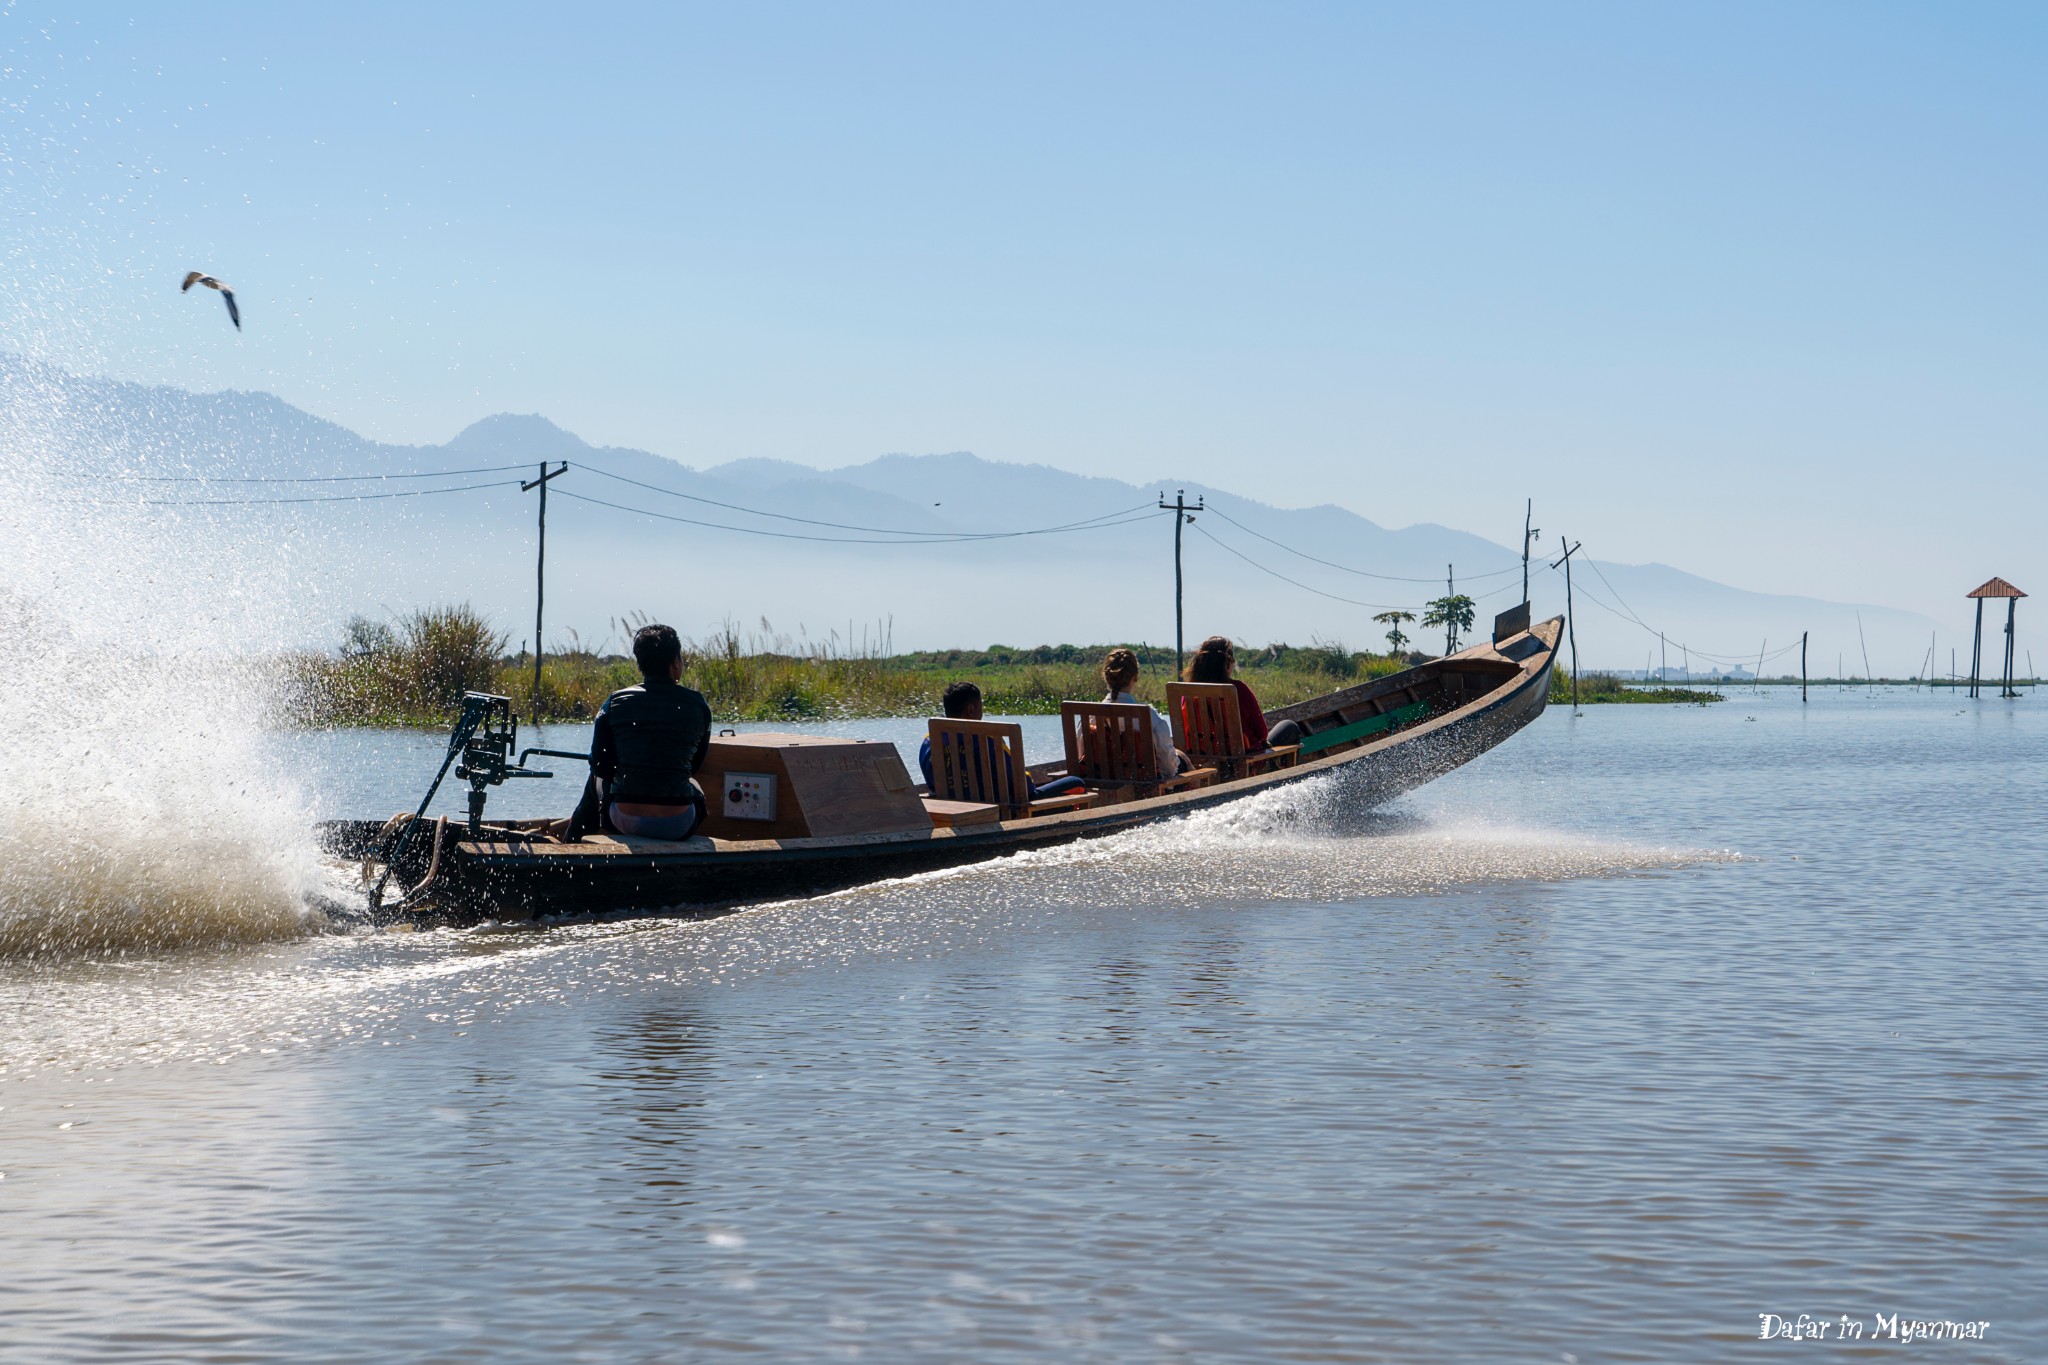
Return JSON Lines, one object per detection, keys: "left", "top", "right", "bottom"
{"left": 0, "top": 365, "right": 324, "bottom": 957}
{"left": 728, "top": 769, "right": 1733, "bottom": 931}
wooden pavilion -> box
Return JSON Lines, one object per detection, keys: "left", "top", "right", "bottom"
{"left": 1966, "top": 577, "right": 2026, "bottom": 698}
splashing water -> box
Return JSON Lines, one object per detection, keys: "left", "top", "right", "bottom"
{"left": 720, "top": 767, "right": 1729, "bottom": 941}
{"left": 0, "top": 366, "right": 324, "bottom": 958}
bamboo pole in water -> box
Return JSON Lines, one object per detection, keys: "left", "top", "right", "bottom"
{"left": 1970, "top": 598, "right": 1984, "bottom": 699}
{"left": 2002, "top": 598, "right": 2019, "bottom": 698}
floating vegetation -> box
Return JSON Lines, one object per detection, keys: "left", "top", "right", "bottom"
{"left": 1550, "top": 668, "right": 1723, "bottom": 705}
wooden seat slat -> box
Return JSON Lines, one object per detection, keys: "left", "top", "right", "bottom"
{"left": 1165, "top": 682, "right": 1302, "bottom": 781}
{"left": 1059, "top": 700, "right": 1217, "bottom": 798}
{"left": 928, "top": 718, "right": 1097, "bottom": 821}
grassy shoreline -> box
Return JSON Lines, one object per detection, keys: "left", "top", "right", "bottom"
{"left": 277, "top": 608, "right": 1429, "bottom": 728}
{"left": 278, "top": 605, "right": 1750, "bottom": 728}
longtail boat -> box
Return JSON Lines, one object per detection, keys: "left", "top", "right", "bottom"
{"left": 320, "top": 612, "right": 1561, "bottom": 925}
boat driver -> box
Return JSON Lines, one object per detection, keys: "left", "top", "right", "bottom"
{"left": 566, "top": 624, "right": 711, "bottom": 840}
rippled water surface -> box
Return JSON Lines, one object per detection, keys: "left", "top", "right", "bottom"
{"left": 4, "top": 690, "right": 2042, "bottom": 1362}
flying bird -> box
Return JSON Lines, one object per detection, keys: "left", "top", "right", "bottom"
{"left": 181, "top": 271, "right": 241, "bottom": 331}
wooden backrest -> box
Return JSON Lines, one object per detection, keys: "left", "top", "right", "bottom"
{"left": 927, "top": 718, "right": 1030, "bottom": 815}
{"left": 1165, "top": 682, "right": 1245, "bottom": 761}
{"left": 1059, "top": 701, "right": 1161, "bottom": 783}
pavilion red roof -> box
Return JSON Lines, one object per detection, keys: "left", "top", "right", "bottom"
{"left": 1967, "top": 577, "right": 2027, "bottom": 599}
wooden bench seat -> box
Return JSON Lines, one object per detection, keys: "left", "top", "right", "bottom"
{"left": 927, "top": 719, "right": 1097, "bottom": 821}
{"left": 1165, "top": 681, "right": 1301, "bottom": 780}
{"left": 921, "top": 797, "right": 1002, "bottom": 828}
{"left": 1058, "top": 701, "right": 1216, "bottom": 800}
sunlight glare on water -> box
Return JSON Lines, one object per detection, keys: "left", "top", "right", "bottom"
{"left": 4, "top": 693, "right": 2041, "bottom": 1364}
{"left": 0, "top": 760, "right": 1713, "bottom": 1080}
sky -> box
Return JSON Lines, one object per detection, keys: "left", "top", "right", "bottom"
{"left": 2, "top": 2, "right": 2044, "bottom": 626}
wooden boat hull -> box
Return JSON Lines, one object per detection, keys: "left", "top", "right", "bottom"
{"left": 321, "top": 618, "right": 1560, "bottom": 924}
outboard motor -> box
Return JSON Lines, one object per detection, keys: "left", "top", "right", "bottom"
{"left": 453, "top": 694, "right": 556, "bottom": 837}
{"left": 366, "top": 692, "right": 587, "bottom": 916}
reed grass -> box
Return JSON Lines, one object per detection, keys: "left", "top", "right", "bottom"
{"left": 278, "top": 609, "right": 1422, "bottom": 728}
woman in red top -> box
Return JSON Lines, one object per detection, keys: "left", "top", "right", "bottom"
{"left": 1184, "top": 636, "right": 1303, "bottom": 751}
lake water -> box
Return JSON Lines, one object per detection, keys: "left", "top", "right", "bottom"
{"left": 2, "top": 687, "right": 2041, "bottom": 1362}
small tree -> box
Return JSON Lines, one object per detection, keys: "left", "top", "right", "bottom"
{"left": 396, "top": 604, "right": 507, "bottom": 711}
{"left": 341, "top": 614, "right": 396, "bottom": 659}
{"left": 1421, "top": 594, "right": 1476, "bottom": 655}
{"left": 1373, "top": 610, "right": 1415, "bottom": 655}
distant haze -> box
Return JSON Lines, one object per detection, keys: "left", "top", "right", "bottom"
{"left": 3, "top": 356, "right": 1958, "bottom": 677}
{"left": 4, "top": 5, "right": 2042, "bottom": 639}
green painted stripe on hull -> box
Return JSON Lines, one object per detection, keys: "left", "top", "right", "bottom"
{"left": 1297, "top": 700, "right": 1429, "bottom": 754}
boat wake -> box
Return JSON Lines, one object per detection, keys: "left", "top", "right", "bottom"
{"left": 0, "top": 763, "right": 1734, "bottom": 1082}
{"left": 750, "top": 767, "right": 1734, "bottom": 924}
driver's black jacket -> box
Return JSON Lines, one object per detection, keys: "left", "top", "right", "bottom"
{"left": 589, "top": 677, "right": 711, "bottom": 806}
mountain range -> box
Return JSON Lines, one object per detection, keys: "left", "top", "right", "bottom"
{"left": 3, "top": 354, "right": 1947, "bottom": 674}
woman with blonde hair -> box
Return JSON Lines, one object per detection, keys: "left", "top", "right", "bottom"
{"left": 1101, "top": 647, "right": 1189, "bottom": 779}
{"left": 1184, "top": 635, "right": 1303, "bottom": 751}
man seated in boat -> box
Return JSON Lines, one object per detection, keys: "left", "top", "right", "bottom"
{"left": 920, "top": 681, "right": 1088, "bottom": 800}
{"left": 565, "top": 624, "right": 712, "bottom": 840}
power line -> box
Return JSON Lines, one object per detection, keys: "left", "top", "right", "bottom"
{"left": 58, "top": 454, "right": 1160, "bottom": 541}
{"left": 1204, "top": 503, "right": 1523, "bottom": 584}
{"left": 58, "top": 479, "right": 526, "bottom": 507}
{"left": 576, "top": 462, "right": 1156, "bottom": 539}
{"left": 1186, "top": 523, "right": 1405, "bottom": 610}
{"left": 1191, "top": 519, "right": 1525, "bottom": 613}
{"left": 577, "top": 462, "right": 1163, "bottom": 540}
{"left": 76, "top": 463, "right": 536, "bottom": 484}
{"left": 1468, "top": 577, "right": 1527, "bottom": 604}
{"left": 48, "top": 448, "right": 1828, "bottom": 674}
{"left": 1540, "top": 560, "right": 1803, "bottom": 667}
{"left": 556, "top": 487, "right": 1167, "bottom": 545}
{"left": 1581, "top": 557, "right": 1663, "bottom": 638}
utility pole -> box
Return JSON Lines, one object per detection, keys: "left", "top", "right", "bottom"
{"left": 1550, "top": 539, "right": 1582, "bottom": 715}
{"left": 1444, "top": 564, "right": 1457, "bottom": 654}
{"left": 1159, "top": 489, "right": 1204, "bottom": 673}
{"left": 1801, "top": 631, "right": 1808, "bottom": 704}
{"left": 1521, "top": 499, "right": 1539, "bottom": 604}
{"left": 1660, "top": 632, "right": 1667, "bottom": 685}
{"left": 522, "top": 461, "right": 570, "bottom": 715}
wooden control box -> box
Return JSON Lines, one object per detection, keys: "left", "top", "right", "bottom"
{"left": 695, "top": 733, "right": 931, "bottom": 841}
